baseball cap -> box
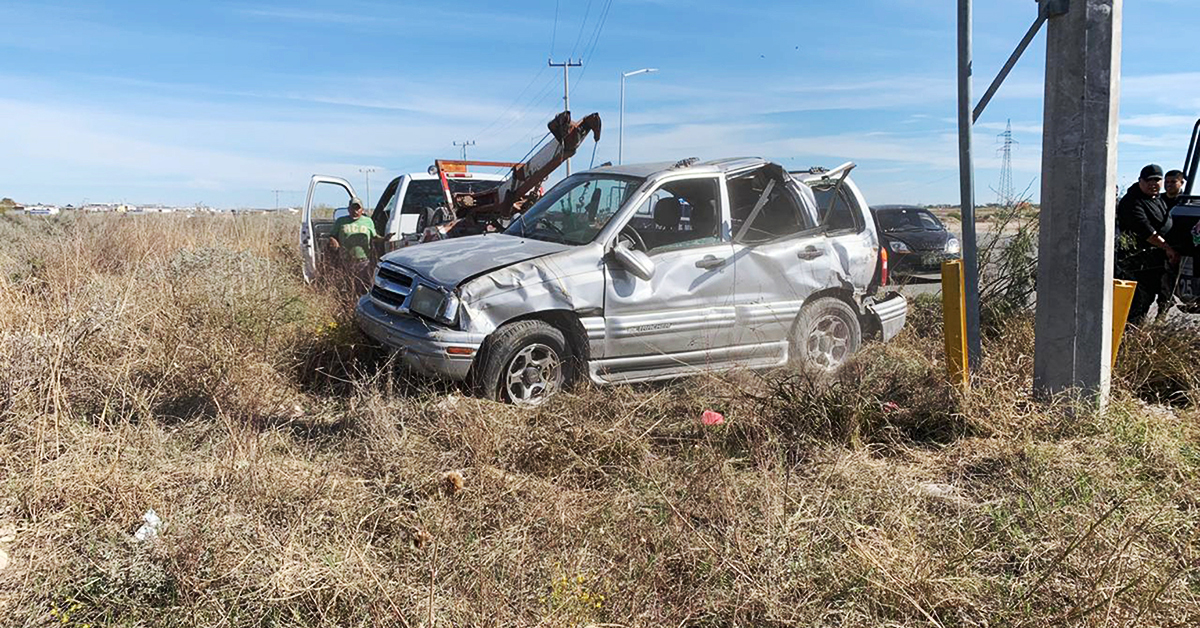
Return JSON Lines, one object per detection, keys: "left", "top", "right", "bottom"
{"left": 348, "top": 196, "right": 364, "bottom": 210}
{"left": 1139, "top": 164, "right": 1164, "bottom": 180}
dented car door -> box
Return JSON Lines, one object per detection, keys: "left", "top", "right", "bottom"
{"left": 726, "top": 166, "right": 838, "bottom": 364}
{"left": 597, "top": 174, "right": 738, "bottom": 380}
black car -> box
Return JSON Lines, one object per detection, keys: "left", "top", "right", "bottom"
{"left": 869, "top": 205, "right": 960, "bottom": 276}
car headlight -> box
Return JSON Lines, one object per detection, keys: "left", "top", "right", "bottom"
{"left": 409, "top": 284, "right": 458, "bottom": 325}
{"left": 889, "top": 240, "right": 910, "bottom": 253}
{"left": 945, "top": 237, "right": 961, "bottom": 255}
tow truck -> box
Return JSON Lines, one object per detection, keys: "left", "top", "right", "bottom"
{"left": 300, "top": 111, "right": 602, "bottom": 283}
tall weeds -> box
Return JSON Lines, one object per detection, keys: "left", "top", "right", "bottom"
{"left": 0, "top": 213, "right": 1197, "bottom": 626}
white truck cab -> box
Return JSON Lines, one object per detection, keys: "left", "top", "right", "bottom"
{"left": 300, "top": 170, "right": 504, "bottom": 283}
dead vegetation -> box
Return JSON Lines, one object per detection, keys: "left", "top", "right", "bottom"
{"left": 1, "top": 212, "right": 1199, "bottom": 626}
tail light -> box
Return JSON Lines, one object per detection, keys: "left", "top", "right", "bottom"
{"left": 879, "top": 247, "right": 889, "bottom": 287}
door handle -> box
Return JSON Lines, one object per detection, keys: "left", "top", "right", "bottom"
{"left": 695, "top": 256, "right": 726, "bottom": 269}
{"left": 797, "top": 247, "right": 824, "bottom": 260}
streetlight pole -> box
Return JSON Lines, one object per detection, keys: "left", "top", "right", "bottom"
{"left": 620, "top": 68, "right": 658, "bottom": 165}
{"left": 358, "top": 167, "right": 377, "bottom": 209}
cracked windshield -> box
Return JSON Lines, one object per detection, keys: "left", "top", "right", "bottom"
{"left": 506, "top": 174, "right": 642, "bottom": 244}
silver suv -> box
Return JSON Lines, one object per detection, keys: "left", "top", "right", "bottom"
{"left": 356, "top": 158, "right": 907, "bottom": 405}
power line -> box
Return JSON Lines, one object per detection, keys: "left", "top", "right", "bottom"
{"left": 568, "top": 0, "right": 596, "bottom": 59}
{"left": 550, "top": 0, "right": 560, "bottom": 57}
{"left": 472, "top": 66, "right": 550, "bottom": 141}
{"left": 571, "top": 0, "right": 616, "bottom": 93}
{"left": 484, "top": 72, "right": 561, "bottom": 141}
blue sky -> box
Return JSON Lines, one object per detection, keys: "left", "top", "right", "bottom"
{"left": 1, "top": 0, "right": 1196, "bottom": 209}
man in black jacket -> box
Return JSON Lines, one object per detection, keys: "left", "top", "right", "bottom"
{"left": 1116, "top": 164, "right": 1178, "bottom": 324}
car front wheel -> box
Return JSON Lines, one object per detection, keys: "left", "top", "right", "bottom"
{"left": 476, "top": 320, "right": 570, "bottom": 406}
{"left": 790, "top": 297, "right": 862, "bottom": 371}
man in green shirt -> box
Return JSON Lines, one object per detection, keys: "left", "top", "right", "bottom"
{"left": 328, "top": 196, "right": 378, "bottom": 289}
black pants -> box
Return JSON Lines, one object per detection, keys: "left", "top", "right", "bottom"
{"left": 1128, "top": 267, "right": 1166, "bottom": 324}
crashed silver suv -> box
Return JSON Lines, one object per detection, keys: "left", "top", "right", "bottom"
{"left": 356, "top": 157, "right": 907, "bottom": 405}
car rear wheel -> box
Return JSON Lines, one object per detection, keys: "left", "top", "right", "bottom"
{"left": 790, "top": 297, "right": 862, "bottom": 371}
{"left": 476, "top": 320, "right": 571, "bottom": 406}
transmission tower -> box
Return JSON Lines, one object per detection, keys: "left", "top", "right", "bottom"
{"left": 995, "top": 119, "right": 1018, "bottom": 208}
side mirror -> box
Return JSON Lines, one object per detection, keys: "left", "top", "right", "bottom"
{"left": 611, "top": 242, "right": 655, "bottom": 281}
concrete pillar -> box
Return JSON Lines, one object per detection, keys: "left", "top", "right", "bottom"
{"left": 1033, "top": 0, "right": 1122, "bottom": 405}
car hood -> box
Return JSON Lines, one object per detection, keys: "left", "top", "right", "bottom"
{"left": 885, "top": 229, "right": 950, "bottom": 250}
{"left": 380, "top": 233, "right": 572, "bottom": 288}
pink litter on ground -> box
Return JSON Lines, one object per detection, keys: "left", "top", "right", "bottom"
{"left": 701, "top": 410, "right": 725, "bottom": 425}
{"left": 882, "top": 401, "right": 901, "bottom": 413}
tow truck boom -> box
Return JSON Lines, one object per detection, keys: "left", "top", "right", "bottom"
{"left": 430, "top": 111, "right": 602, "bottom": 237}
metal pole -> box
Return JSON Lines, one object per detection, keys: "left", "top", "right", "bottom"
{"left": 957, "top": 0, "right": 982, "bottom": 371}
{"left": 563, "top": 62, "right": 571, "bottom": 175}
{"left": 619, "top": 73, "right": 626, "bottom": 165}
{"left": 973, "top": 11, "right": 1049, "bottom": 123}
{"left": 618, "top": 68, "right": 658, "bottom": 166}
{"left": 454, "top": 140, "right": 476, "bottom": 160}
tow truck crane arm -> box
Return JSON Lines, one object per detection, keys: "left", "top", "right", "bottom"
{"left": 430, "top": 111, "right": 602, "bottom": 236}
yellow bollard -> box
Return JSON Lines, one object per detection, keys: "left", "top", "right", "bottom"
{"left": 942, "top": 259, "right": 969, "bottom": 389}
{"left": 1111, "top": 279, "right": 1136, "bottom": 366}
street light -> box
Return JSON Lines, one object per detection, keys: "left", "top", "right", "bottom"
{"left": 619, "top": 68, "right": 658, "bottom": 165}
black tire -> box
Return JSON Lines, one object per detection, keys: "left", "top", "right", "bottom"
{"left": 790, "top": 297, "right": 862, "bottom": 371}
{"left": 475, "top": 320, "right": 572, "bottom": 406}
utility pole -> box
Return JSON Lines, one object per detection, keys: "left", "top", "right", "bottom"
{"left": 1033, "top": 0, "right": 1122, "bottom": 406}
{"left": 549, "top": 57, "right": 582, "bottom": 174}
{"left": 454, "top": 140, "right": 476, "bottom": 160}
{"left": 956, "top": 0, "right": 982, "bottom": 372}
{"left": 358, "top": 168, "right": 377, "bottom": 209}
{"left": 271, "top": 189, "right": 283, "bottom": 211}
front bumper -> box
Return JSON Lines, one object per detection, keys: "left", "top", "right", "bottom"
{"left": 892, "top": 251, "right": 958, "bottom": 275}
{"left": 355, "top": 296, "right": 486, "bottom": 381}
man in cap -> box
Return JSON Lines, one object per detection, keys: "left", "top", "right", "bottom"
{"left": 328, "top": 196, "right": 378, "bottom": 290}
{"left": 1116, "top": 164, "right": 1176, "bottom": 323}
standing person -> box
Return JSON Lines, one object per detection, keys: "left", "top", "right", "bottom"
{"left": 1116, "top": 164, "right": 1177, "bottom": 324}
{"left": 328, "top": 196, "right": 378, "bottom": 291}
{"left": 1163, "top": 169, "right": 1187, "bottom": 209}
{"left": 1156, "top": 169, "right": 1192, "bottom": 319}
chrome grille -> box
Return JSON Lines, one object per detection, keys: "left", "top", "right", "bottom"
{"left": 371, "top": 263, "right": 415, "bottom": 312}
{"left": 377, "top": 265, "right": 413, "bottom": 288}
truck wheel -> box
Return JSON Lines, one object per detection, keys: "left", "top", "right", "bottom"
{"left": 790, "top": 297, "right": 862, "bottom": 371}
{"left": 476, "top": 320, "right": 570, "bottom": 406}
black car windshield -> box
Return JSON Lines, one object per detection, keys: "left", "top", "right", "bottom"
{"left": 506, "top": 174, "right": 643, "bottom": 245}
{"left": 877, "top": 208, "right": 943, "bottom": 232}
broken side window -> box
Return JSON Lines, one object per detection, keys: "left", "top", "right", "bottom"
{"left": 812, "top": 183, "right": 865, "bottom": 234}
{"left": 730, "top": 169, "right": 813, "bottom": 244}
{"left": 626, "top": 177, "right": 723, "bottom": 254}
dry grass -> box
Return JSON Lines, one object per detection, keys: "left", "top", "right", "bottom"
{"left": 1, "top": 212, "right": 1199, "bottom": 627}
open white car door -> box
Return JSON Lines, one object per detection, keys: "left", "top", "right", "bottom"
{"left": 301, "top": 175, "right": 356, "bottom": 283}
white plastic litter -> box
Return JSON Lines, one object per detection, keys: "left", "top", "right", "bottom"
{"left": 133, "top": 509, "right": 163, "bottom": 542}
